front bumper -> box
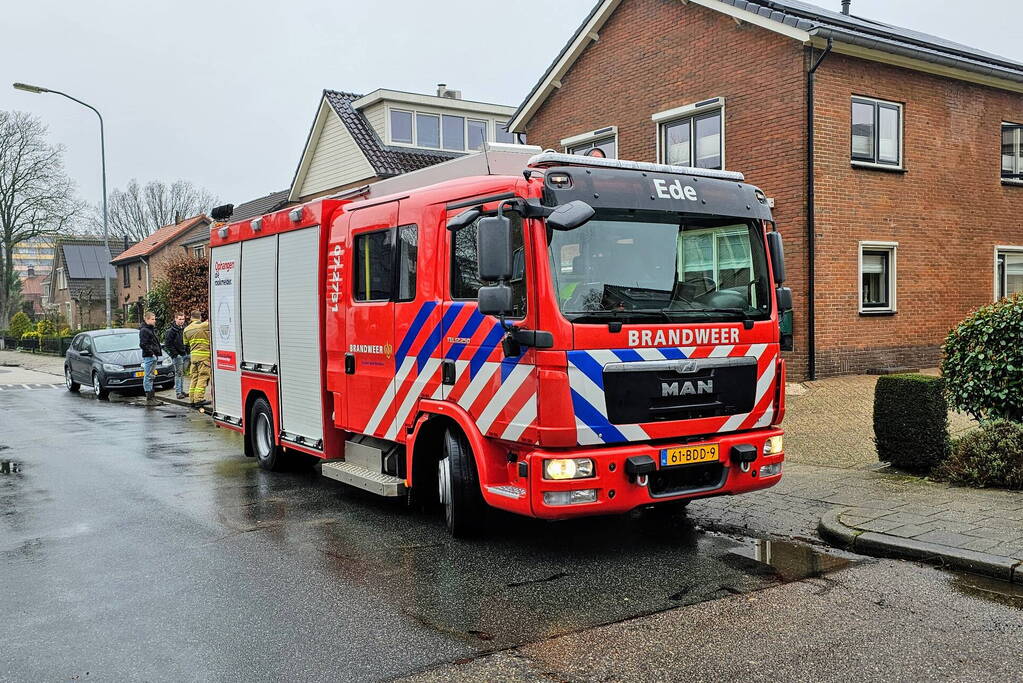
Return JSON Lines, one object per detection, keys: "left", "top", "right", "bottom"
{"left": 484, "top": 429, "right": 784, "bottom": 520}
{"left": 104, "top": 367, "right": 174, "bottom": 388}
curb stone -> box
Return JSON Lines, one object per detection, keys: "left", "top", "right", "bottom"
{"left": 819, "top": 508, "right": 1022, "bottom": 584}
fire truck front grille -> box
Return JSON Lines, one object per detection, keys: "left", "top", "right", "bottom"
{"left": 602, "top": 356, "right": 757, "bottom": 424}
{"left": 648, "top": 462, "right": 727, "bottom": 498}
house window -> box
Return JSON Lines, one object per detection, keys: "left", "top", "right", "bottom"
{"left": 353, "top": 230, "right": 394, "bottom": 302}
{"left": 496, "top": 122, "right": 516, "bottom": 144}
{"left": 851, "top": 97, "right": 902, "bottom": 167}
{"left": 451, "top": 213, "right": 527, "bottom": 318}
{"left": 468, "top": 119, "right": 488, "bottom": 151}
{"left": 58, "top": 268, "right": 67, "bottom": 290}
{"left": 1002, "top": 123, "right": 1022, "bottom": 182}
{"left": 390, "top": 109, "right": 414, "bottom": 144}
{"left": 192, "top": 245, "right": 205, "bottom": 258}
{"left": 568, "top": 136, "right": 616, "bottom": 158}
{"left": 122, "top": 265, "right": 130, "bottom": 288}
{"left": 996, "top": 248, "right": 1023, "bottom": 299}
{"left": 137, "top": 265, "right": 142, "bottom": 280}
{"left": 659, "top": 109, "right": 723, "bottom": 169}
{"left": 416, "top": 113, "right": 440, "bottom": 149}
{"left": 442, "top": 115, "right": 465, "bottom": 151}
{"left": 859, "top": 242, "right": 897, "bottom": 313}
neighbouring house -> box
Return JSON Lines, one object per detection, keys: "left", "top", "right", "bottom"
{"left": 48, "top": 237, "right": 127, "bottom": 329}
{"left": 509, "top": 0, "right": 1023, "bottom": 379}
{"left": 19, "top": 267, "right": 46, "bottom": 318}
{"left": 228, "top": 189, "right": 291, "bottom": 223}
{"left": 288, "top": 85, "right": 520, "bottom": 203}
{"left": 7, "top": 235, "right": 56, "bottom": 277}
{"left": 110, "top": 215, "right": 211, "bottom": 323}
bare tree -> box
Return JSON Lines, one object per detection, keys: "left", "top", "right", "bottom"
{"left": 0, "top": 111, "right": 81, "bottom": 326}
{"left": 100, "top": 179, "right": 218, "bottom": 241}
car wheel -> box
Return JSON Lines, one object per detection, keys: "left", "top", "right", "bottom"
{"left": 438, "top": 427, "right": 487, "bottom": 537}
{"left": 65, "top": 365, "right": 80, "bottom": 392}
{"left": 250, "top": 397, "right": 284, "bottom": 471}
{"left": 92, "top": 370, "right": 109, "bottom": 401}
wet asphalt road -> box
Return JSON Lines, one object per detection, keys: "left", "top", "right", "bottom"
{"left": 1, "top": 386, "right": 1020, "bottom": 681}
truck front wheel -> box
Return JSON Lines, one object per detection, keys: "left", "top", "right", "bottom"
{"left": 438, "top": 427, "right": 486, "bottom": 537}
{"left": 250, "top": 397, "right": 284, "bottom": 471}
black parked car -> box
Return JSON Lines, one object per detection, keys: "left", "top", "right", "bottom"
{"left": 64, "top": 329, "right": 174, "bottom": 399}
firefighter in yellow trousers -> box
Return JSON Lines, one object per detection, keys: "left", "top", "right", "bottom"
{"left": 183, "top": 310, "right": 211, "bottom": 409}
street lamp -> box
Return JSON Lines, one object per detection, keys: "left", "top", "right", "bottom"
{"left": 13, "top": 82, "right": 111, "bottom": 328}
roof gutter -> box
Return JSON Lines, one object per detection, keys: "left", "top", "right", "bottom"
{"left": 809, "top": 27, "right": 1023, "bottom": 87}
{"left": 806, "top": 37, "right": 832, "bottom": 382}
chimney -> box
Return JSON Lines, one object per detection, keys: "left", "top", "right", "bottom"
{"left": 174, "top": 211, "right": 182, "bottom": 224}
{"left": 27, "top": 265, "right": 34, "bottom": 277}
{"left": 841, "top": 0, "right": 851, "bottom": 14}
{"left": 123, "top": 235, "right": 129, "bottom": 251}
{"left": 436, "top": 83, "right": 462, "bottom": 100}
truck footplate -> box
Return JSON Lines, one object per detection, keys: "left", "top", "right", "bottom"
{"left": 321, "top": 461, "right": 407, "bottom": 497}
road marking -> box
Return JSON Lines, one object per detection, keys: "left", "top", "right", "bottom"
{"left": 0, "top": 383, "right": 64, "bottom": 391}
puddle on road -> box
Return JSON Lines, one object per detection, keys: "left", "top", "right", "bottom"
{"left": 1, "top": 460, "right": 22, "bottom": 475}
{"left": 724, "top": 536, "right": 851, "bottom": 581}
{"left": 949, "top": 572, "right": 1023, "bottom": 609}
{"left": 214, "top": 459, "right": 258, "bottom": 477}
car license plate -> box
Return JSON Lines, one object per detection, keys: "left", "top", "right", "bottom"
{"left": 134, "top": 371, "right": 145, "bottom": 378}
{"left": 660, "top": 444, "right": 719, "bottom": 467}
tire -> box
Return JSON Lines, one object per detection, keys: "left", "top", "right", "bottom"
{"left": 438, "top": 427, "right": 487, "bottom": 537}
{"left": 91, "top": 370, "right": 109, "bottom": 400}
{"left": 65, "top": 365, "right": 80, "bottom": 392}
{"left": 249, "top": 397, "right": 284, "bottom": 471}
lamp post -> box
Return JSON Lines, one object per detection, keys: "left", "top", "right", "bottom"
{"left": 13, "top": 82, "right": 111, "bottom": 328}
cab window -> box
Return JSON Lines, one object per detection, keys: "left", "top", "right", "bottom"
{"left": 450, "top": 212, "right": 527, "bottom": 318}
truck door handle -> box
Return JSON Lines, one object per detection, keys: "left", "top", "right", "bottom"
{"left": 442, "top": 359, "right": 456, "bottom": 385}
{"left": 345, "top": 353, "right": 355, "bottom": 374}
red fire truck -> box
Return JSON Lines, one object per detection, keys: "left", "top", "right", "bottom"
{"left": 208, "top": 145, "right": 791, "bottom": 535}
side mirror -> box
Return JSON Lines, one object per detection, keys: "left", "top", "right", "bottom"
{"left": 446, "top": 207, "right": 481, "bottom": 231}
{"left": 476, "top": 215, "right": 513, "bottom": 281}
{"left": 767, "top": 231, "right": 786, "bottom": 284}
{"left": 478, "top": 284, "right": 513, "bottom": 317}
{"left": 775, "top": 286, "right": 792, "bottom": 312}
{"left": 547, "top": 200, "right": 595, "bottom": 231}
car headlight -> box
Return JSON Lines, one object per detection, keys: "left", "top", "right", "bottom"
{"left": 543, "top": 458, "right": 595, "bottom": 480}
{"left": 161, "top": 357, "right": 174, "bottom": 366}
{"left": 102, "top": 363, "right": 124, "bottom": 372}
{"left": 764, "top": 435, "right": 784, "bottom": 455}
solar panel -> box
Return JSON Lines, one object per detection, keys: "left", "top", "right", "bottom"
{"left": 63, "top": 244, "right": 115, "bottom": 280}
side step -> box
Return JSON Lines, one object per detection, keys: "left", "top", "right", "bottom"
{"left": 321, "top": 460, "right": 406, "bottom": 497}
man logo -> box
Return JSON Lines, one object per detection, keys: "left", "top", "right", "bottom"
{"left": 674, "top": 360, "right": 698, "bottom": 374}
{"left": 662, "top": 380, "right": 714, "bottom": 397}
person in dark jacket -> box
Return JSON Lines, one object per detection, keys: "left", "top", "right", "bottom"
{"left": 164, "top": 312, "right": 189, "bottom": 399}
{"left": 139, "top": 311, "right": 163, "bottom": 405}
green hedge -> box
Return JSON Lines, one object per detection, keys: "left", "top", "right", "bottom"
{"left": 873, "top": 374, "right": 949, "bottom": 473}
{"left": 935, "top": 420, "right": 1023, "bottom": 489}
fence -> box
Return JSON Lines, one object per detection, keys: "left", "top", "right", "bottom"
{"left": 0, "top": 336, "right": 73, "bottom": 356}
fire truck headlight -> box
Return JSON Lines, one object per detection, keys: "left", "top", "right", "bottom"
{"left": 543, "top": 458, "right": 595, "bottom": 480}
{"left": 543, "top": 489, "right": 598, "bottom": 506}
{"left": 764, "top": 435, "right": 784, "bottom": 456}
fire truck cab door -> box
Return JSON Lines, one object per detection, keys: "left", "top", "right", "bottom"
{"left": 345, "top": 201, "right": 399, "bottom": 438}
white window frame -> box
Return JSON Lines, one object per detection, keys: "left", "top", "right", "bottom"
{"left": 1001, "top": 122, "right": 1023, "bottom": 185}
{"left": 653, "top": 97, "right": 725, "bottom": 169}
{"left": 994, "top": 245, "right": 1023, "bottom": 300}
{"left": 561, "top": 126, "right": 618, "bottom": 158}
{"left": 858, "top": 241, "right": 898, "bottom": 313}
{"left": 851, "top": 96, "right": 904, "bottom": 170}
{"left": 385, "top": 105, "right": 508, "bottom": 151}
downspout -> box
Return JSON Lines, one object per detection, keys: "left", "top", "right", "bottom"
{"left": 806, "top": 37, "right": 832, "bottom": 381}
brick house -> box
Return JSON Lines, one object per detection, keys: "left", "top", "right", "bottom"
{"left": 47, "top": 237, "right": 128, "bottom": 329}
{"left": 110, "top": 215, "right": 210, "bottom": 323}
{"left": 508, "top": 0, "right": 1023, "bottom": 379}
{"left": 288, "top": 86, "right": 519, "bottom": 202}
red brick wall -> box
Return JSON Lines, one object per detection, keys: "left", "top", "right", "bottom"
{"left": 812, "top": 53, "right": 1023, "bottom": 375}
{"left": 521, "top": 0, "right": 811, "bottom": 375}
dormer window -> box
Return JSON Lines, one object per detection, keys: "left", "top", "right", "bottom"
{"left": 390, "top": 109, "right": 413, "bottom": 144}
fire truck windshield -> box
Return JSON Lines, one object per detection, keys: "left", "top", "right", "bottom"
{"left": 547, "top": 212, "right": 772, "bottom": 324}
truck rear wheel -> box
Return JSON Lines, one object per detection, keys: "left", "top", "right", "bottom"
{"left": 250, "top": 397, "right": 284, "bottom": 471}
{"left": 438, "top": 427, "right": 486, "bottom": 537}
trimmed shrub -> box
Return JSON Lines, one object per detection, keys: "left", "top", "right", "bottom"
{"left": 935, "top": 420, "right": 1023, "bottom": 489}
{"left": 20, "top": 330, "right": 40, "bottom": 341}
{"left": 873, "top": 373, "right": 950, "bottom": 473}
{"left": 9, "top": 311, "right": 32, "bottom": 339}
{"left": 941, "top": 294, "right": 1023, "bottom": 423}
{"left": 35, "top": 319, "right": 56, "bottom": 337}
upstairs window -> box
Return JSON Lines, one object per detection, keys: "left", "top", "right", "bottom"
{"left": 852, "top": 97, "right": 902, "bottom": 167}
{"left": 442, "top": 115, "right": 465, "bottom": 151}
{"left": 389, "top": 109, "right": 413, "bottom": 144}
{"left": 122, "top": 265, "right": 130, "bottom": 288}
{"left": 1002, "top": 123, "right": 1022, "bottom": 182}
{"left": 416, "top": 113, "right": 440, "bottom": 149}
{"left": 660, "top": 110, "right": 723, "bottom": 170}
{"left": 468, "top": 119, "right": 488, "bottom": 151}
{"left": 496, "top": 122, "right": 516, "bottom": 144}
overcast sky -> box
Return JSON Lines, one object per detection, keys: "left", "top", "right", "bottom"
{"left": 2, "top": 0, "right": 1020, "bottom": 211}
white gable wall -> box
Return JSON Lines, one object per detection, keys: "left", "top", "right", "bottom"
{"left": 295, "top": 102, "right": 375, "bottom": 200}
{"left": 363, "top": 102, "right": 386, "bottom": 139}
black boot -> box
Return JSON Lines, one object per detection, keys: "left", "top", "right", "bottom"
{"left": 145, "top": 390, "right": 160, "bottom": 406}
